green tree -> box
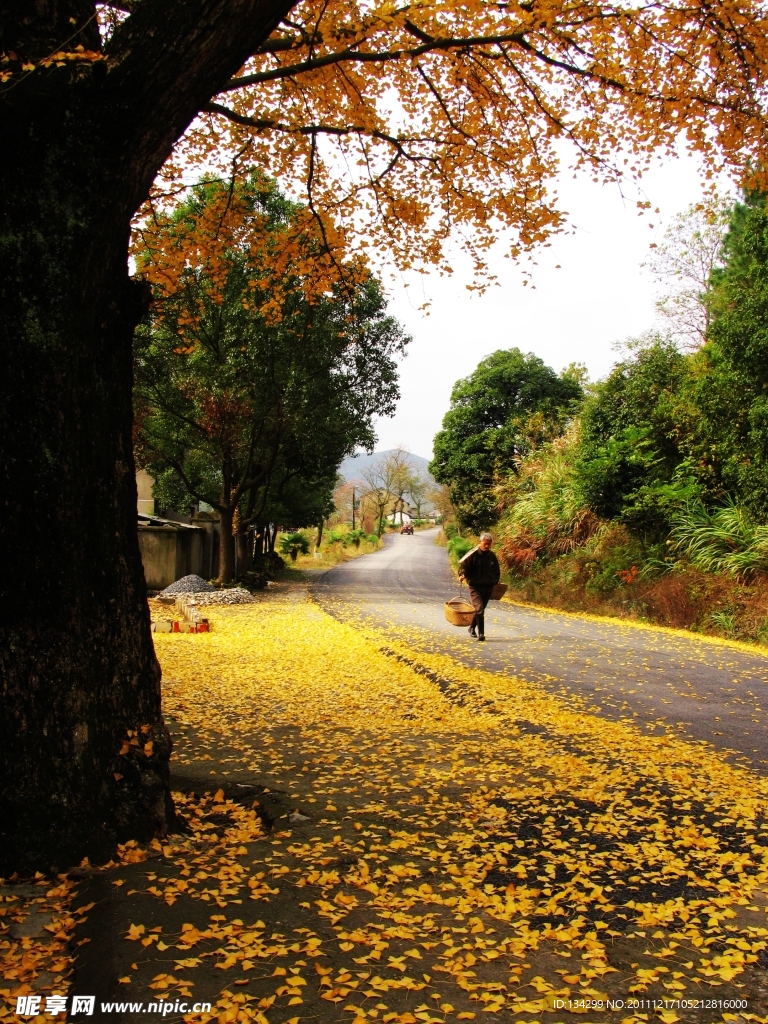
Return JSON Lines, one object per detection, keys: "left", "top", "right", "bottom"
{"left": 279, "top": 531, "right": 311, "bottom": 561}
{"left": 134, "top": 176, "right": 408, "bottom": 582}
{"left": 575, "top": 336, "right": 694, "bottom": 535}
{"left": 708, "top": 192, "right": 768, "bottom": 381}
{"left": 681, "top": 192, "right": 768, "bottom": 518}
{"left": 430, "top": 349, "right": 583, "bottom": 530}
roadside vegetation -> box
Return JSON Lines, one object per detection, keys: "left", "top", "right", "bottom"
{"left": 279, "top": 524, "right": 382, "bottom": 571}
{"left": 432, "top": 192, "right": 768, "bottom": 646}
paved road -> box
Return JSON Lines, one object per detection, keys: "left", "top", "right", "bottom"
{"left": 314, "top": 528, "right": 768, "bottom": 772}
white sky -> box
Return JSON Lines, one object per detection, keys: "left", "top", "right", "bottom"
{"left": 372, "top": 150, "right": 732, "bottom": 461}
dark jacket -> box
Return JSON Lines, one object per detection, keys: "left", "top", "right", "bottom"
{"left": 459, "top": 546, "right": 501, "bottom": 587}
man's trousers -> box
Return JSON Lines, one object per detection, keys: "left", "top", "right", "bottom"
{"left": 467, "top": 584, "right": 493, "bottom": 635}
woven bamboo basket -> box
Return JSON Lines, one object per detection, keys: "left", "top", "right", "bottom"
{"left": 490, "top": 583, "right": 508, "bottom": 601}
{"left": 444, "top": 597, "right": 475, "bottom": 626}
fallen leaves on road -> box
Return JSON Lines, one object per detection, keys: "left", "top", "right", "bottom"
{"left": 143, "top": 592, "right": 768, "bottom": 1023}
{"left": 0, "top": 876, "right": 83, "bottom": 1017}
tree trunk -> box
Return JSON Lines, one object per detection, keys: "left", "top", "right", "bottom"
{"left": 236, "top": 527, "right": 250, "bottom": 574}
{"left": 218, "top": 507, "right": 236, "bottom": 584}
{"left": 0, "top": 108, "right": 174, "bottom": 874}
{"left": 0, "top": 0, "right": 296, "bottom": 874}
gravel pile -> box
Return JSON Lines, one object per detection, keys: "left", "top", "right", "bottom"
{"left": 160, "top": 574, "right": 217, "bottom": 595}
{"left": 182, "top": 588, "right": 255, "bottom": 606}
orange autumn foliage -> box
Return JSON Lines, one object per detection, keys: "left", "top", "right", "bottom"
{"left": 134, "top": 173, "right": 367, "bottom": 331}
{"left": 145, "top": 0, "right": 768, "bottom": 285}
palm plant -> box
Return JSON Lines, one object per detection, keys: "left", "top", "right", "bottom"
{"left": 279, "top": 531, "right": 311, "bottom": 562}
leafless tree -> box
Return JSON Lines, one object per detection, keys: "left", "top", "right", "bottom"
{"left": 361, "top": 447, "right": 412, "bottom": 535}
{"left": 643, "top": 193, "right": 731, "bottom": 349}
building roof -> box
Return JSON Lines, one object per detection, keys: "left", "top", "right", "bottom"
{"left": 137, "top": 513, "right": 203, "bottom": 531}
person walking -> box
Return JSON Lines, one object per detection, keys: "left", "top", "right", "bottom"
{"left": 458, "top": 532, "right": 500, "bottom": 641}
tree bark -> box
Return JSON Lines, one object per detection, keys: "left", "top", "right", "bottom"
{"left": 218, "top": 507, "right": 236, "bottom": 584}
{"left": 0, "top": 0, "right": 296, "bottom": 873}
{"left": 236, "top": 528, "right": 251, "bottom": 574}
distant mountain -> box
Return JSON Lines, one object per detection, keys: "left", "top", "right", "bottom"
{"left": 338, "top": 449, "right": 435, "bottom": 485}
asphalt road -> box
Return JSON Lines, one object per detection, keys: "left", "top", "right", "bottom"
{"left": 314, "top": 527, "right": 768, "bottom": 772}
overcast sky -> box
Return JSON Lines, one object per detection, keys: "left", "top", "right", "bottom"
{"left": 371, "top": 150, "right": 731, "bottom": 461}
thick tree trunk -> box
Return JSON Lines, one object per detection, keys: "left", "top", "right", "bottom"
{"left": 0, "top": 0, "right": 296, "bottom": 874}
{"left": 0, "top": 111, "right": 172, "bottom": 873}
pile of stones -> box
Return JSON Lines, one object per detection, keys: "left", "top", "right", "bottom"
{"left": 157, "top": 576, "right": 255, "bottom": 612}
{"left": 184, "top": 588, "right": 254, "bottom": 606}
{"left": 159, "top": 574, "right": 217, "bottom": 595}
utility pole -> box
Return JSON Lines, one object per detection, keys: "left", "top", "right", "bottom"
{"left": 352, "top": 486, "right": 356, "bottom": 531}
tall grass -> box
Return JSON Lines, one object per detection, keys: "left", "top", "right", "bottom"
{"left": 669, "top": 500, "right": 768, "bottom": 577}
{"left": 496, "top": 430, "right": 602, "bottom": 573}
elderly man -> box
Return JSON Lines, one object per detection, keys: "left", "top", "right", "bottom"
{"left": 458, "top": 532, "right": 501, "bottom": 641}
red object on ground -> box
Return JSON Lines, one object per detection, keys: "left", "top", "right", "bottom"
{"left": 198, "top": 622, "right": 209, "bottom": 632}
{"left": 172, "top": 621, "right": 179, "bottom": 632}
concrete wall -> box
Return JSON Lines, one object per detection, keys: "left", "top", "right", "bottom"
{"left": 138, "top": 523, "right": 206, "bottom": 591}
{"left": 136, "top": 469, "right": 155, "bottom": 516}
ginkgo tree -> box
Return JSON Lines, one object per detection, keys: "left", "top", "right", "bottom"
{"left": 3, "top": 0, "right": 768, "bottom": 872}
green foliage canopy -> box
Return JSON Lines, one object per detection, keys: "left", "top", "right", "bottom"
{"left": 575, "top": 337, "right": 695, "bottom": 536}
{"left": 430, "top": 349, "right": 583, "bottom": 530}
{"left": 690, "top": 191, "right": 768, "bottom": 519}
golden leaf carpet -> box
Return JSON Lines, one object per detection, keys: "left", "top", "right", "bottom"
{"left": 3, "top": 589, "right": 768, "bottom": 1023}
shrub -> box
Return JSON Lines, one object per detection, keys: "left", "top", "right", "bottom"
{"left": 496, "top": 429, "right": 603, "bottom": 576}
{"left": 279, "top": 531, "right": 311, "bottom": 561}
{"left": 447, "top": 535, "right": 474, "bottom": 570}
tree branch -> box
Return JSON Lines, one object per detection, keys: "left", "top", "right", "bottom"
{"left": 140, "top": 436, "right": 222, "bottom": 512}
{"left": 101, "top": 0, "right": 300, "bottom": 213}
{"left": 217, "top": 31, "right": 529, "bottom": 91}
{"left": 203, "top": 102, "right": 431, "bottom": 163}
